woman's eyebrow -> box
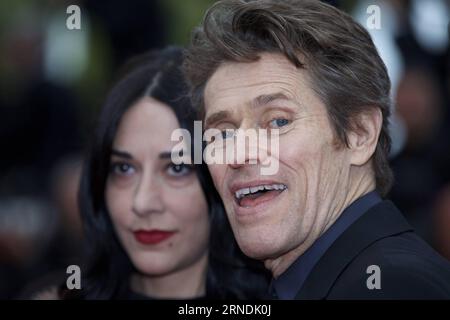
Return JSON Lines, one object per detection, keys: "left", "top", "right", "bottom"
{"left": 111, "top": 149, "right": 133, "bottom": 159}
{"left": 159, "top": 151, "right": 172, "bottom": 159}
{"left": 112, "top": 150, "right": 174, "bottom": 160}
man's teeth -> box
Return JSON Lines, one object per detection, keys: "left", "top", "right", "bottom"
{"left": 234, "top": 184, "right": 287, "bottom": 199}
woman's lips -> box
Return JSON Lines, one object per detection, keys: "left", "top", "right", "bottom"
{"left": 133, "top": 230, "right": 176, "bottom": 245}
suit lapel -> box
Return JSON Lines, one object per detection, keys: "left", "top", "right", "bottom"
{"left": 295, "top": 201, "right": 413, "bottom": 299}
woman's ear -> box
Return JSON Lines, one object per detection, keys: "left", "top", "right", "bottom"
{"left": 348, "top": 108, "right": 383, "bottom": 166}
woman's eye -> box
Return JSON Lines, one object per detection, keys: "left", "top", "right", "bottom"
{"left": 269, "top": 118, "right": 290, "bottom": 128}
{"left": 221, "top": 130, "right": 234, "bottom": 139}
{"left": 110, "top": 162, "right": 135, "bottom": 176}
{"left": 166, "top": 163, "right": 194, "bottom": 177}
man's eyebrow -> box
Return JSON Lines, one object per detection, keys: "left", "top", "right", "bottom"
{"left": 111, "top": 149, "right": 133, "bottom": 159}
{"left": 252, "top": 92, "right": 294, "bottom": 108}
{"left": 204, "top": 110, "right": 232, "bottom": 129}
{"left": 204, "top": 93, "right": 294, "bottom": 128}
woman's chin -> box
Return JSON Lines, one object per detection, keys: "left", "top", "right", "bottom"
{"left": 131, "top": 255, "right": 175, "bottom": 277}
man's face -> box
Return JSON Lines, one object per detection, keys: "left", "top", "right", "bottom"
{"left": 204, "top": 53, "right": 353, "bottom": 261}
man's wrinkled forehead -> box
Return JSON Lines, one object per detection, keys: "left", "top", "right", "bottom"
{"left": 203, "top": 52, "right": 304, "bottom": 120}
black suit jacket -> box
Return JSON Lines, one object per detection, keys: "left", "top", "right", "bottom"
{"left": 295, "top": 201, "right": 450, "bottom": 299}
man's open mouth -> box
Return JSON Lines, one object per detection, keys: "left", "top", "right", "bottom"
{"left": 234, "top": 183, "right": 287, "bottom": 207}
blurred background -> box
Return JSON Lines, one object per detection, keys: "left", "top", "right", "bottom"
{"left": 0, "top": 0, "right": 449, "bottom": 299}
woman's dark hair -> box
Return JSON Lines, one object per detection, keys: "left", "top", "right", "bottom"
{"left": 66, "top": 47, "right": 269, "bottom": 299}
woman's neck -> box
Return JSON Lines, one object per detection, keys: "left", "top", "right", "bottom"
{"left": 130, "top": 252, "right": 209, "bottom": 299}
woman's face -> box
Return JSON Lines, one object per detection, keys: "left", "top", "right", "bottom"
{"left": 105, "top": 97, "right": 210, "bottom": 276}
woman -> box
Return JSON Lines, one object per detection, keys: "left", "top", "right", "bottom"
{"left": 59, "top": 47, "right": 268, "bottom": 299}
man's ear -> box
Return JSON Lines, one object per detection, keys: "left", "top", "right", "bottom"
{"left": 348, "top": 108, "right": 382, "bottom": 166}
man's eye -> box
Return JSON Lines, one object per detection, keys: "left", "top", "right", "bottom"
{"left": 166, "top": 163, "right": 193, "bottom": 177}
{"left": 269, "top": 118, "right": 290, "bottom": 128}
{"left": 110, "top": 163, "right": 135, "bottom": 176}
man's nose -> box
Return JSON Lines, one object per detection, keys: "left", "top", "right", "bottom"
{"left": 132, "top": 173, "right": 164, "bottom": 217}
{"left": 228, "top": 127, "right": 260, "bottom": 169}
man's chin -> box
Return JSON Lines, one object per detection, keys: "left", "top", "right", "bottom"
{"left": 235, "top": 235, "right": 283, "bottom": 261}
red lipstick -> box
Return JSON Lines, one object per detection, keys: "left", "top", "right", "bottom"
{"left": 134, "top": 230, "right": 176, "bottom": 245}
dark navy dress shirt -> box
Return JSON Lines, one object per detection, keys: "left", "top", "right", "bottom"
{"left": 271, "top": 191, "right": 382, "bottom": 299}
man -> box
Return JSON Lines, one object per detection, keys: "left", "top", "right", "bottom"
{"left": 183, "top": 0, "right": 450, "bottom": 299}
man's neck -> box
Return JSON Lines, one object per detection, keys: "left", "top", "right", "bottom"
{"left": 265, "top": 172, "right": 376, "bottom": 278}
